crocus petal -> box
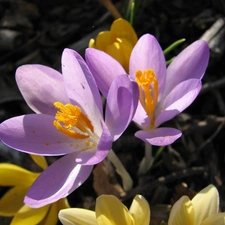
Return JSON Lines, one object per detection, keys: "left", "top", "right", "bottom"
{"left": 57, "top": 198, "right": 70, "bottom": 210}
{"left": 40, "top": 199, "right": 68, "bottom": 225}
{"left": 10, "top": 204, "right": 50, "bottom": 225}
{"left": 129, "top": 195, "right": 150, "bottom": 225}
{"left": 0, "top": 163, "right": 38, "bottom": 186}
{"left": 96, "top": 195, "right": 134, "bottom": 225}
{"left": 105, "top": 74, "right": 139, "bottom": 141}
{"left": 0, "top": 186, "right": 28, "bottom": 216}
{"left": 85, "top": 48, "right": 126, "bottom": 97}
{"left": 75, "top": 121, "right": 112, "bottom": 165}
{"left": 192, "top": 185, "right": 219, "bottom": 225}
{"left": 168, "top": 196, "right": 194, "bottom": 225}
{"left": 16, "top": 65, "right": 69, "bottom": 115}
{"left": 30, "top": 155, "right": 48, "bottom": 170}
{"left": 155, "top": 79, "right": 202, "bottom": 127}
{"left": 164, "top": 40, "right": 209, "bottom": 97}
{"left": 132, "top": 102, "right": 150, "bottom": 129}
{"left": 94, "top": 31, "right": 114, "bottom": 50}
{"left": 62, "top": 48, "right": 103, "bottom": 132}
{"left": 106, "top": 42, "right": 125, "bottom": 64}
{"left": 0, "top": 114, "right": 92, "bottom": 156}
{"left": 129, "top": 34, "right": 166, "bottom": 95}
{"left": 116, "top": 38, "right": 134, "bottom": 71}
{"left": 59, "top": 208, "right": 97, "bottom": 225}
{"left": 135, "top": 127, "right": 182, "bottom": 146}
{"left": 106, "top": 41, "right": 131, "bottom": 72}
{"left": 24, "top": 153, "right": 93, "bottom": 208}
{"left": 111, "top": 18, "right": 138, "bottom": 45}
{"left": 40, "top": 203, "right": 58, "bottom": 225}
{"left": 201, "top": 213, "right": 225, "bottom": 225}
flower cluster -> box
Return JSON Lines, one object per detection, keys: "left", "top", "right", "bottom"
{"left": 168, "top": 185, "right": 225, "bottom": 225}
{"left": 0, "top": 16, "right": 217, "bottom": 225}
{"left": 58, "top": 185, "right": 225, "bottom": 225}
{"left": 86, "top": 33, "right": 209, "bottom": 146}
{"left": 59, "top": 194, "right": 150, "bottom": 225}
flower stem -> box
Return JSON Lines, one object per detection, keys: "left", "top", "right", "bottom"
{"left": 163, "top": 38, "right": 186, "bottom": 55}
{"left": 98, "top": 0, "right": 122, "bottom": 19}
{"left": 107, "top": 149, "right": 133, "bottom": 191}
{"left": 138, "top": 143, "right": 154, "bottom": 175}
{"left": 129, "top": 1, "right": 135, "bottom": 26}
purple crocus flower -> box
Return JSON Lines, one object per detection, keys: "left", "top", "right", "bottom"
{"left": 85, "top": 34, "right": 210, "bottom": 146}
{"left": 0, "top": 48, "right": 138, "bottom": 208}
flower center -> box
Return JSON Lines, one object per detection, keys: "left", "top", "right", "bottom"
{"left": 136, "top": 69, "right": 158, "bottom": 128}
{"left": 53, "top": 102, "right": 94, "bottom": 139}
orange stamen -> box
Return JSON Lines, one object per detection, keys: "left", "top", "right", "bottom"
{"left": 53, "top": 102, "right": 94, "bottom": 139}
{"left": 136, "top": 69, "right": 158, "bottom": 128}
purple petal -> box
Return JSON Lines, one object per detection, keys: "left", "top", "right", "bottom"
{"left": 163, "top": 40, "right": 209, "bottom": 97}
{"left": 24, "top": 153, "right": 93, "bottom": 208}
{"left": 85, "top": 48, "right": 126, "bottom": 97}
{"left": 0, "top": 114, "right": 94, "bottom": 155}
{"left": 135, "top": 127, "right": 182, "bottom": 146}
{"left": 129, "top": 34, "right": 166, "bottom": 96}
{"left": 155, "top": 79, "right": 202, "bottom": 127}
{"left": 154, "top": 109, "right": 179, "bottom": 129}
{"left": 62, "top": 48, "right": 103, "bottom": 131}
{"left": 132, "top": 102, "right": 150, "bottom": 129}
{"left": 75, "top": 121, "right": 112, "bottom": 165}
{"left": 16, "top": 65, "right": 69, "bottom": 115}
{"left": 105, "top": 75, "right": 139, "bottom": 141}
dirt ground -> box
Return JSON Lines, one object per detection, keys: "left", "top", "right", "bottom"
{"left": 0, "top": 0, "right": 225, "bottom": 224}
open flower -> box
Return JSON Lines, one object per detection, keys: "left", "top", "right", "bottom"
{"left": 168, "top": 185, "right": 225, "bottom": 225}
{"left": 59, "top": 194, "right": 150, "bottom": 225}
{"left": 86, "top": 34, "right": 210, "bottom": 146}
{"left": 0, "top": 155, "right": 69, "bottom": 225}
{"left": 0, "top": 48, "right": 138, "bottom": 208}
{"left": 89, "top": 18, "right": 138, "bottom": 72}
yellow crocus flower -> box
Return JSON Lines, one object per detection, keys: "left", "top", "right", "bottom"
{"left": 168, "top": 184, "right": 225, "bottom": 225}
{"left": 59, "top": 194, "right": 150, "bottom": 225}
{"left": 89, "top": 18, "right": 138, "bottom": 72}
{"left": 0, "top": 155, "right": 69, "bottom": 225}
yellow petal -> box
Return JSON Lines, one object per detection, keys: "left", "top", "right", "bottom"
{"left": 95, "top": 31, "right": 115, "bottom": 51}
{"left": 201, "top": 213, "right": 225, "bottom": 225}
{"left": 59, "top": 208, "right": 97, "bottom": 225}
{"left": 57, "top": 198, "right": 70, "bottom": 210}
{"left": 110, "top": 18, "right": 138, "bottom": 45}
{"left": 168, "top": 196, "right": 194, "bottom": 225}
{"left": 129, "top": 195, "right": 150, "bottom": 225}
{"left": 30, "top": 155, "right": 48, "bottom": 170}
{"left": 10, "top": 204, "right": 50, "bottom": 225}
{"left": 106, "top": 43, "right": 126, "bottom": 69}
{"left": 40, "top": 199, "right": 69, "bottom": 225}
{"left": 115, "top": 37, "right": 134, "bottom": 71}
{"left": 0, "top": 186, "right": 28, "bottom": 216}
{"left": 0, "top": 163, "right": 39, "bottom": 186}
{"left": 96, "top": 195, "right": 134, "bottom": 225}
{"left": 192, "top": 185, "right": 219, "bottom": 225}
{"left": 89, "top": 39, "right": 95, "bottom": 48}
{"left": 39, "top": 203, "right": 58, "bottom": 225}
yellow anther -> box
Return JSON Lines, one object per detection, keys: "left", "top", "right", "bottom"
{"left": 53, "top": 102, "right": 94, "bottom": 139}
{"left": 136, "top": 69, "right": 159, "bottom": 128}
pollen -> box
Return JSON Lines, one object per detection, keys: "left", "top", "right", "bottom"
{"left": 53, "top": 102, "right": 94, "bottom": 139}
{"left": 136, "top": 69, "right": 158, "bottom": 128}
